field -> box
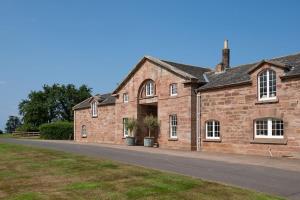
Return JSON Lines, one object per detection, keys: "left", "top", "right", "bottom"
{"left": 0, "top": 143, "right": 283, "bottom": 200}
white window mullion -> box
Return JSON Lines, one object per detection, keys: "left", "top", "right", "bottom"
{"left": 212, "top": 121, "right": 215, "bottom": 138}
{"left": 267, "top": 119, "right": 272, "bottom": 137}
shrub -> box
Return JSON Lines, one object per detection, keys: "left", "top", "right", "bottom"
{"left": 16, "top": 124, "right": 39, "bottom": 132}
{"left": 144, "top": 115, "right": 159, "bottom": 137}
{"left": 39, "top": 121, "right": 73, "bottom": 140}
{"left": 0, "top": 130, "right": 3, "bottom": 134}
{"left": 126, "top": 118, "right": 138, "bottom": 137}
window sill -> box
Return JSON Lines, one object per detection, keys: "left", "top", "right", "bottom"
{"left": 250, "top": 138, "right": 287, "bottom": 145}
{"left": 168, "top": 138, "right": 178, "bottom": 141}
{"left": 203, "top": 138, "right": 222, "bottom": 142}
{"left": 255, "top": 98, "right": 279, "bottom": 105}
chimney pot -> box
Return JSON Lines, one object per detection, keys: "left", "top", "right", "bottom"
{"left": 224, "top": 39, "right": 229, "bottom": 49}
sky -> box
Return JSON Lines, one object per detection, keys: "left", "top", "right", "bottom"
{"left": 1, "top": 0, "right": 300, "bottom": 130}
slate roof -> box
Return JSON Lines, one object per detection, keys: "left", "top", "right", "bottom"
{"left": 161, "top": 60, "right": 211, "bottom": 82}
{"left": 198, "top": 52, "right": 300, "bottom": 91}
{"left": 73, "top": 93, "right": 116, "bottom": 110}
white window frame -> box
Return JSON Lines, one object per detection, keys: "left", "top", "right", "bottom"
{"left": 169, "top": 115, "right": 177, "bottom": 138}
{"left": 91, "top": 101, "right": 98, "bottom": 117}
{"left": 258, "top": 69, "right": 277, "bottom": 101}
{"left": 254, "top": 118, "right": 284, "bottom": 139}
{"left": 170, "top": 83, "right": 178, "bottom": 96}
{"left": 123, "top": 93, "right": 129, "bottom": 103}
{"left": 205, "top": 120, "right": 220, "bottom": 140}
{"left": 123, "top": 118, "right": 129, "bottom": 137}
{"left": 145, "top": 81, "right": 154, "bottom": 97}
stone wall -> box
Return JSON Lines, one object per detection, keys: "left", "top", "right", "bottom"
{"left": 200, "top": 63, "right": 300, "bottom": 157}
{"left": 114, "top": 59, "right": 195, "bottom": 150}
{"left": 74, "top": 105, "right": 116, "bottom": 143}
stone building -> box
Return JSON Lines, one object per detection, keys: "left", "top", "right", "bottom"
{"left": 73, "top": 41, "right": 300, "bottom": 157}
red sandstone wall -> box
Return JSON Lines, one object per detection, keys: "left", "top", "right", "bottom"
{"left": 114, "top": 59, "right": 195, "bottom": 150}
{"left": 74, "top": 105, "right": 116, "bottom": 144}
{"left": 200, "top": 64, "right": 300, "bottom": 157}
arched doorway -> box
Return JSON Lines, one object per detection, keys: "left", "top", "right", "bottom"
{"left": 136, "top": 79, "right": 159, "bottom": 145}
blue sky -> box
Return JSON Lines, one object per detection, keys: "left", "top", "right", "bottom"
{"left": 1, "top": 0, "right": 300, "bottom": 130}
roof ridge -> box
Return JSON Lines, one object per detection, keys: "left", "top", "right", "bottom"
{"left": 269, "top": 51, "right": 300, "bottom": 60}
{"left": 229, "top": 51, "right": 300, "bottom": 70}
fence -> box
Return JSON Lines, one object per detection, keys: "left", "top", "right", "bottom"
{"left": 12, "top": 131, "right": 40, "bottom": 137}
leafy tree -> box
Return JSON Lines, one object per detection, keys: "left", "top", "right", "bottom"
{"left": 19, "top": 84, "right": 92, "bottom": 127}
{"left": 5, "top": 116, "right": 22, "bottom": 133}
{"left": 143, "top": 115, "right": 159, "bottom": 137}
{"left": 0, "top": 129, "right": 3, "bottom": 134}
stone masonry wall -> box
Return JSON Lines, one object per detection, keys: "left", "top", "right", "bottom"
{"left": 114, "top": 59, "right": 195, "bottom": 150}
{"left": 74, "top": 105, "right": 116, "bottom": 143}
{"left": 200, "top": 63, "right": 300, "bottom": 157}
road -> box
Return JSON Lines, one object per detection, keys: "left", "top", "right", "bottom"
{"left": 1, "top": 138, "right": 300, "bottom": 199}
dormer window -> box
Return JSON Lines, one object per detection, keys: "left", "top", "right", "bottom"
{"left": 258, "top": 69, "right": 276, "bottom": 101}
{"left": 123, "top": 93, "right": 129, "bottom": 103}
{"left": 91, "top": 101, "right": 98, "bottom": 117}
{"left": 170, "top": 83, "right": 178, "bottom": 96}
{"left": 145, "top": 81, "right": 154, "bottom": 97}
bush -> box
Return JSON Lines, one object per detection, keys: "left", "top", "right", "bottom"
{"left": 16, "top": 124, "right": 39, "bottom": 132}
{"left": 0, "top": 130, "right": 3, "bottom": 134}
{"left": 39, "top": 121, "right": 73, "bottom": 140}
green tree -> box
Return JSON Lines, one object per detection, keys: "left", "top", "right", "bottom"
{"left": 19, "top": 84, "right": 92, "bottom": 127}
{"left": 0, "top": 129, "right": 3, "bottom": 134}
{"left": 5, "top": 116, "right": 22, "bottom": 133}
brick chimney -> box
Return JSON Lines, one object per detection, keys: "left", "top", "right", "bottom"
{"left": 222, "top": 39, "right": 230, "bottom": 68}
{"left": 216, "top": 40, "right": 230, "bottom": 72}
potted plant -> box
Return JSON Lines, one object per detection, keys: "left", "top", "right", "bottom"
{"left": 143, "top": 115, "right": 159, "bottom": 147}
{"left": 125, "top": 118, "right": 138, "bottom": 146}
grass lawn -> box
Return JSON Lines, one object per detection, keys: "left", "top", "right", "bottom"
{"left": 0, "top": 143, "right": 283, "bottom": 200}
{"left": 0, "top": 134, "right": 40, "bottom": 140}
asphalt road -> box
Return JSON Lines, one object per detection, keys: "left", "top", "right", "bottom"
{"left": 1, "top": 138, "right": 300, "bottom": 199}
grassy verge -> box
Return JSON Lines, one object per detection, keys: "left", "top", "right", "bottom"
{"left": 0, "top": 134, "right": 40, "bottom": 140}
{"left": 0, "top": 143, "right": 283, "bottom": 200}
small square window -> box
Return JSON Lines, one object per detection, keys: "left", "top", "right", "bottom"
{"left": 206, "top": 120, "right": 220, "bottom": 140}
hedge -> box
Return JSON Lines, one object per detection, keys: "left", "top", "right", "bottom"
{"left": 39, "top": 121, "right": 73, "bottom": 140}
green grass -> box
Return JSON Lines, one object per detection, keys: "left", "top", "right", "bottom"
{"left": 0, "top": 143, "right": 284, "bottom": 200}
{"left": 0, "top": 133, "right": 40, "bottom": 140}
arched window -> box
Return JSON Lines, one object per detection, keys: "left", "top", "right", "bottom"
{"left": 258, "top": 69, "right": 276, "bottom": 101}
{"left": 145, "top": 80, "right": 154, "bottom": 97}
{"left": 206, "top": 120, "right": 220, "bottom": 140}
{"left": 81, "top": 125, "right": 87, "bottom": 138}
{"left": 254, "top": 118, "right": 283, "bottom": 139}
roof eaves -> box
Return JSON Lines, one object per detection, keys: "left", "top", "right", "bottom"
{"left": 197, "top": 80, "right": 252, "bottom": 92}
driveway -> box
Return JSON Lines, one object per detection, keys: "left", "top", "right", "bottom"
{"left": 1, "top": 138, "right": 300, "bottom": 199}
